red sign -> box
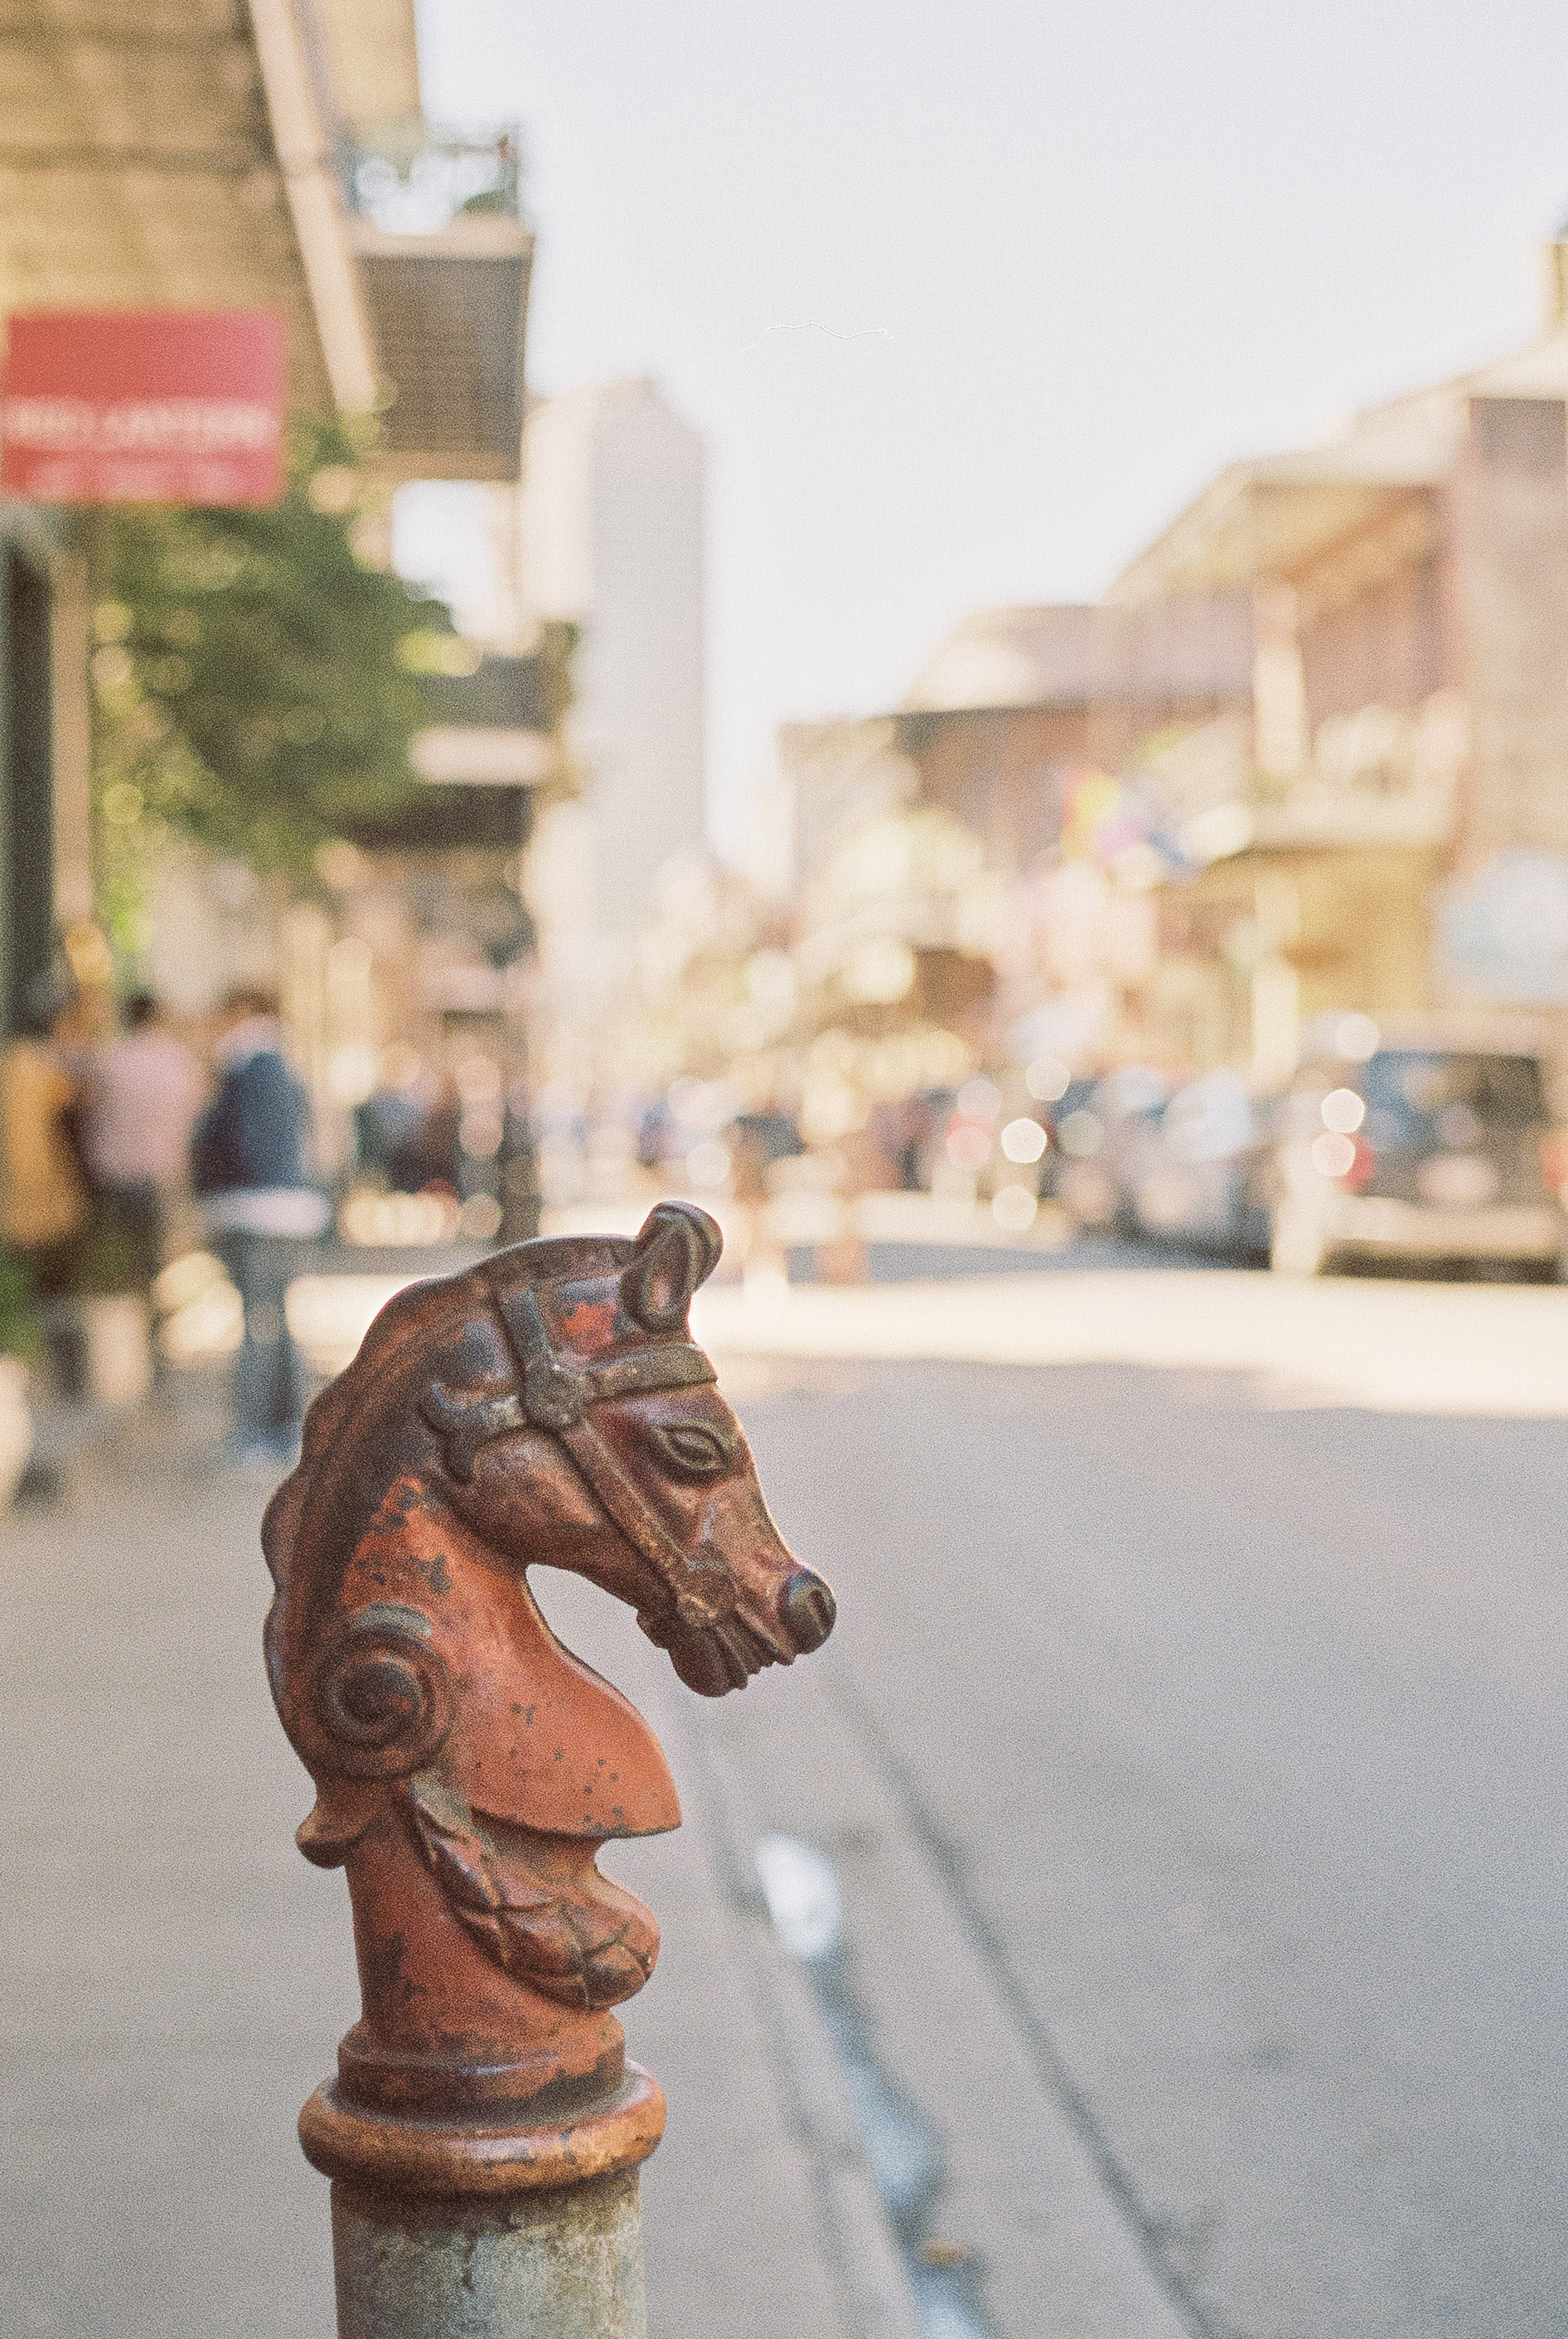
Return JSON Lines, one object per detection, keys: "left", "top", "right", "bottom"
{"left": 1, "top": 310, "right": 287, "bottom": 506}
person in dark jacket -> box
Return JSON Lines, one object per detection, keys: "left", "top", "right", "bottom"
{"left": 191, "top": 985, "right": 328, "bottom": 1465}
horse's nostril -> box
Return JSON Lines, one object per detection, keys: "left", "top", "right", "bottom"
{"left": 780, "top": 1568, "right": 836, "bottom": 1654}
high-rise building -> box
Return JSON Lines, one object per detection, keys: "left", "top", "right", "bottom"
{"left": 516, "top": 378, "right": 707, "bottom": 935}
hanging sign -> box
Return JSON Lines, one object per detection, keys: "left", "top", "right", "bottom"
{"left": 1, "top": 309, "right": 286, "bottom": 505}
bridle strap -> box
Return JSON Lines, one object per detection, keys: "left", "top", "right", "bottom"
{"left": 493, "top": 1283, "right": 728, "bottom": 1625}
{"left": 555, "top": 1414, "right": 726, "bottom": 1628}
{"left": 418, "top": 1281, "right": 726, "bottom": 1629}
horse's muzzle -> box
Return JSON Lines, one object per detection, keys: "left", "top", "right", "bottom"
{"left": 780, "top": 1568, "right": 836, "bottom": 1654}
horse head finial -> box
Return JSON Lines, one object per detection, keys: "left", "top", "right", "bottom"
{"left": 264, "top": 1205, "right": 835, "bottom": 2205}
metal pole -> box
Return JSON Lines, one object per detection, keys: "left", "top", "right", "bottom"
{"left": 308, "top": 2083, "right": 661, "bottom": 2339}
{"left": 329, "top": 2171, "right": 646, "bottom": 2339}
{"left": 262, "top": 1203, "right": 835, "bottom": 2337}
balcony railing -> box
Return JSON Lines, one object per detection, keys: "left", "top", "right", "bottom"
{"left": 341, "top": 126, "right": 524, "bottom": 235}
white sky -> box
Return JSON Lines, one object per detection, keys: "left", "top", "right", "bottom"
{"left": 411, "top": 0, "right": 1568, "bottom": 860}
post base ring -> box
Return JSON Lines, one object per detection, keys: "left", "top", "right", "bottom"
{"left": 299, "top": 2062, "right": 666, "bottom": 2196}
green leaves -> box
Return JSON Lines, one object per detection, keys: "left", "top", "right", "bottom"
{"left": 90, "top": 420, "right": 451, "bottom": 884}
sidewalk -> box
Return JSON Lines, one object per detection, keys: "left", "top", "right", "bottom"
{"left": 0, "top": 1367, "right": 1189, "bottom": 2339}
{"left": 0, "top": 1376, "right": 916, "bottom": 2339}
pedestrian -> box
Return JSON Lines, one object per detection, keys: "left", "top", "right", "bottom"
{"left": 190, "top": 985, "right": 328, "bottom": 1465}
{"left": 0, "top": 978, "right": 90, "bottom": 1297}
{"left": 353, "top": 1044, "right": 433, "bottom": 1193}
{"left": 81, "top": 993, "right": 205, "bottom": 1302}
{"left": 498, "top": 1082, "right": 542, "bottom": 1243}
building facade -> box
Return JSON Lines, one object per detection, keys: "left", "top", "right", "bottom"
{"left": 516, "top": 378, "right": 707, "bottom": 937}
{"left": 785, "top": 240, "right": 1568, "bottom": 1080}
{"left": 0, "top": 0, "right": 534, "bottom": 1035}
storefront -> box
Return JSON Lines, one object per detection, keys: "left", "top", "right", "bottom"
{"left": 0, "top": 0, "right": 530, "bottom": 1033}
{"left": 0, "top": 506, "right": 93, "bottom": 1032}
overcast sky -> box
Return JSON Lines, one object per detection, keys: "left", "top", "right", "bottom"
{"left": 411, "top": 1, "right": 1568, "bottom": 860}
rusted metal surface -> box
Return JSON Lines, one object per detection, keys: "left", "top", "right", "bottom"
{"left": 264, "top": 1201, "right": 835, "bottom": 2333}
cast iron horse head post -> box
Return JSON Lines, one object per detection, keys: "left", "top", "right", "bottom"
{"left": 263, "top": 1201, "right": 835, "bottom": 2338}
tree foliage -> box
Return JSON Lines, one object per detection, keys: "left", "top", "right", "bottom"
{"left": 90, "top": 421, "right": 452, "bottom": 904}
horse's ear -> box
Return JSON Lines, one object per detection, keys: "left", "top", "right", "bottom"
{"left": 622, "top": 1202, "right": 723, "bottom": 1331}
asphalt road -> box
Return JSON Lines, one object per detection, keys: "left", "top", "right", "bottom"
{"left": 694, "top": 1330, "right": 1568, "bottom": 2339}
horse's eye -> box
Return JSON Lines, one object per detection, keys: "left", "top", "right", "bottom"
{"left": 651, "top": 1422, "right": 730, "bottom": 1477}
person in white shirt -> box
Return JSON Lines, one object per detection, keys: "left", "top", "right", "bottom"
{"left": 82, "top": 993, "right": 205, "bottom": 1295}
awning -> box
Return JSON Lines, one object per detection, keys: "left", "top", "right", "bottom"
{"left": 410, "top": 653, "right": 559, "bottom": 785}
{"left": 412, "top": 728, "right": 552, "bottom": 787}
{"left": 0, "top": 2, "right": 346, "bottom": 412}
{"left": 353, "top": 216, "right": 534, "bottom": 482}
{"left": 0, "top": 2, "right": 527, "bottom": 477}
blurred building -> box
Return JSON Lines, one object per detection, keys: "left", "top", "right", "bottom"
{"left": 516, "top": 378, "right": 707, "bottom": 937}
{"left": 1106, "top": 283, "right": 1568, "bottom": 1059}
{"left": 0, "top": 0, "right": 533, "bottom": 1034}
{"left": 780, "top": 598, "right": 1256, "bottom": 1073}
{"left": 0, "top": 504, "right": 87, "bottom": 1021}
{"left": 785, "top": 224, "right": 1568, "bottom": 1079}
{"left": 895, "top": 599, "right": 1256, "bottom": 875}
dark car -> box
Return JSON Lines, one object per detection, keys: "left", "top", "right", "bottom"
{"left": 1121, "top": 1069, "right": 1275, "bottom": 1258}
{"left": 1048, "top": 1066, "right": 1171, "bottom": 1232}
{"left": 1034, "top": 1075, "right": 1101, "bottom": 1204}
{"left": 1269, "top": 1018, "right": 1567, "bottom": 1277}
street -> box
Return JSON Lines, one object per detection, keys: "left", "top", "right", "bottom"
{"left": 704, "top": 1317, "right": 1568, "bottom": 2339}
{"left": 4, "top": 1253, "right": 1567, "bottom": 2339}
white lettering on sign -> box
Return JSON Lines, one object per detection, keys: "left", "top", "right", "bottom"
{"left": 2, "top": 396, "right": 281, "bottom": 456}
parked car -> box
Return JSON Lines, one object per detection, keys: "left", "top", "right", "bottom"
{"left": 1051, "top": 1066, "right": 1171, "bottom": 1232}
{"left": 1120, "top": 1068, "right": 1275, "bottom": 1258}
{"left": 1268, "top": 1017, "right": 1568, "bottom": 1277}
{"left": 1034, "top": 1075, "right": 1101, "bottom": 1204}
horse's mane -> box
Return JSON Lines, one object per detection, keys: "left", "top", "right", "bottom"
{"left": 262, "top": 1234, "right": 634, "bottom": 1722}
